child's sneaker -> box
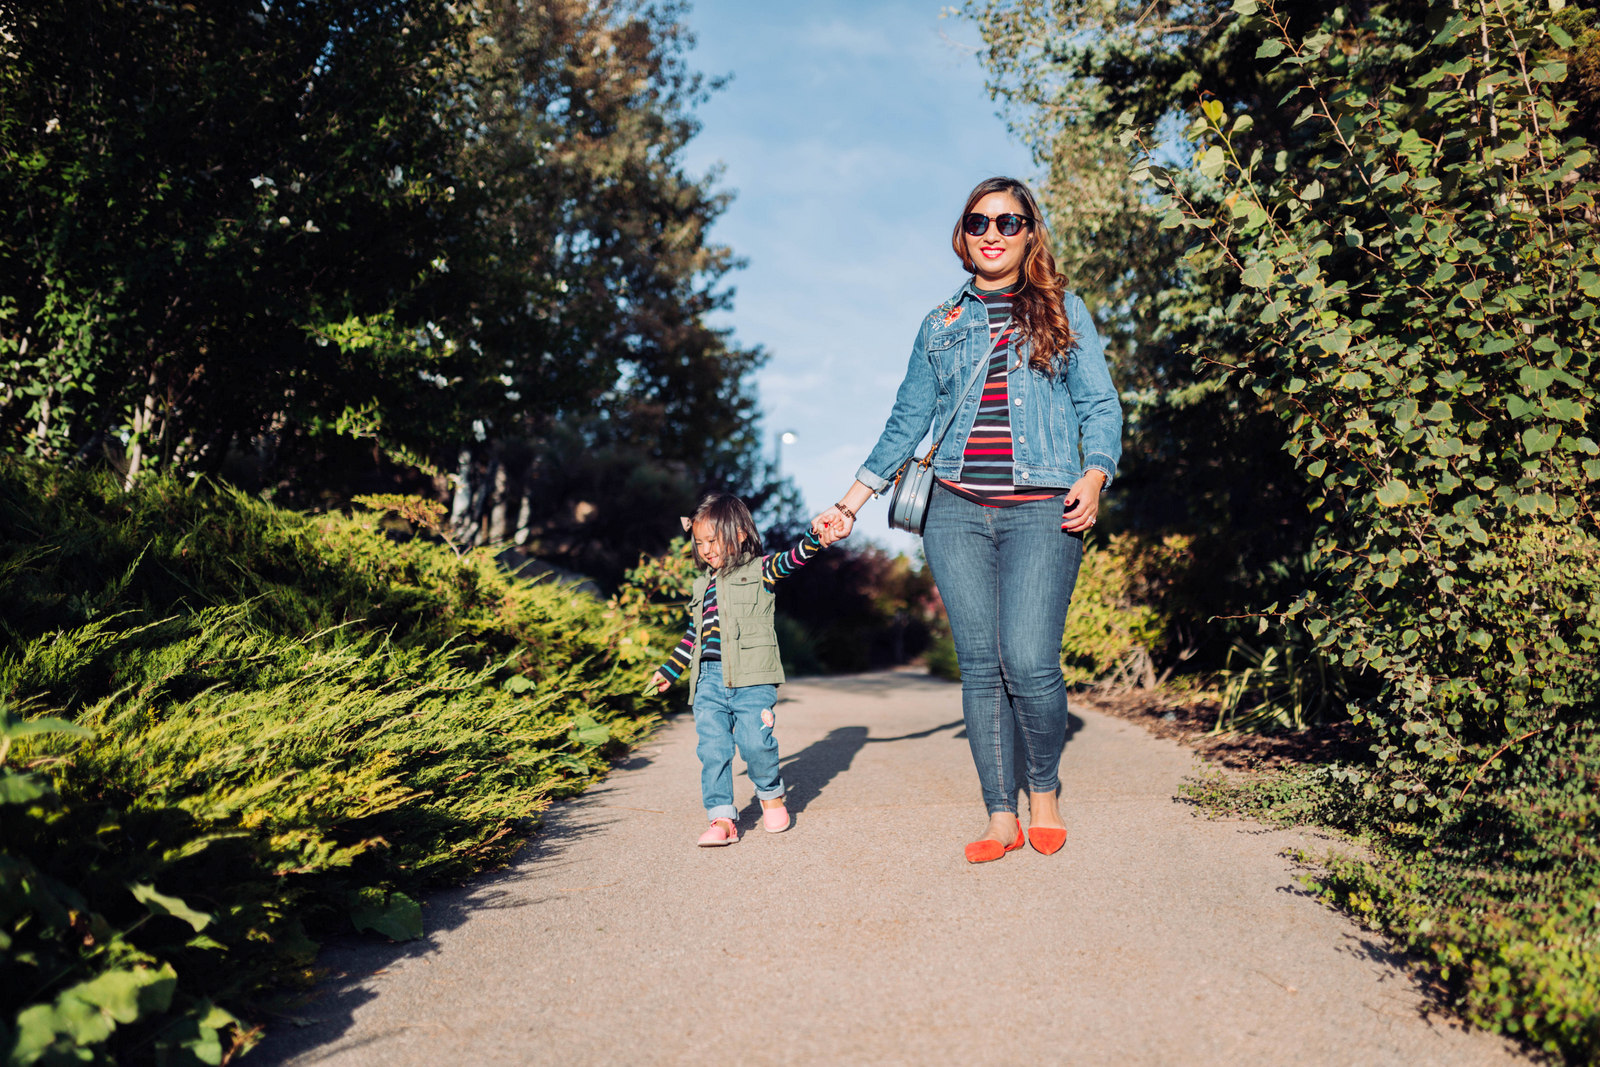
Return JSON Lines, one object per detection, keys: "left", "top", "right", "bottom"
{"left": 697, "top": 818, "right": 738, "bottom": 847}
{"left": 761, "top": 800, "right": 790, "bottom": 834}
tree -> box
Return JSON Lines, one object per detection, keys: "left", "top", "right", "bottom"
{"left": 431, "top": 0, "right": 771, "bottom": 567}
{"left": 0, "top": 0, "right": 772, "bottom": 567}
{"left": 959, "top": 0, "right": 1437, "bottom": 655}
{"left": 0, "top": 0, "right": 476, "bottom": 482}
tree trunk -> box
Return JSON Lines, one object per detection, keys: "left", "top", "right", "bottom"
{"left": 123, "top": 376, "right": 160, "bottom": 491}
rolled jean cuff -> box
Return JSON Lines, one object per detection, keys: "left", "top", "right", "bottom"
{"left": 855, "top": 464, "right": 892, "bottom": 493}
{"left": 755, "top": 781, "right": 786, "bottom": 801}
{"left": 987, "top": 803, "right": 1018, "bottom": 816}
{"left": 706, "top": 804, "right": 738, "bottom": 822}
{"left": 1028, "top": 776, "right": 1060, "bottom": 795}
{"left": 1083, "top": 455, "right": 1117, "bottom": 488}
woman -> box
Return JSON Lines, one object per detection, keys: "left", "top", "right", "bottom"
{"left": 814, "top": 176, "right": 1122, "bottom": 863}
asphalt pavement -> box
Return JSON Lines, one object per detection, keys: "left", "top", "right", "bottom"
{"left": 258, "top": 671, "right": 1529, "bottom": 1066}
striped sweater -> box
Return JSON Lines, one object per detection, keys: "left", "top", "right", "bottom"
{"left": 938, "top": 284, "right": 1060, "bottom": 507}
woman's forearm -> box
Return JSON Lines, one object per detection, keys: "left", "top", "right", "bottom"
{"left": 839, "top": 480, "right": 874, "bottom": 515}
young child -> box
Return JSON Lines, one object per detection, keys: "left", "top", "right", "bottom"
{"left": 649, "top": 492, "right": 836, "bottom": 846}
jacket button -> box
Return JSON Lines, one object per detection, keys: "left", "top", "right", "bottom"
{"left": 1020, "top": 472, "right": 1030, "bottom": 479}
{"left": 1013, "top": 398, "right": 1022, "bottom": 406}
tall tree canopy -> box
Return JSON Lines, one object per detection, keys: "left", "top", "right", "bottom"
{"left": 960, "top": 0, "right": 1446, "bottom": 642}
{"left": 0, "top": 0, "right": 765, "bottom": 575}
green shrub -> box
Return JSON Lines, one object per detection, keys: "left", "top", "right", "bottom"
{"left": 1060, "top": 534, "right": 1174, "bottom": 686}
{"left": 1214, "top": 627, "right": 1349, "bottom": 733}
{"left": 1133, "top": 0, "right": 1600, "bottom": 814}
{"left": 923, "top": 633, "right": 960, "bottom": 681}
{"left": 0, "top": 462, "right": 675, "bottom": 1064}
{"left": 613, "top": 535, "right": 698, "bottom": 633}
{"left": 774, "top": 541, "right": 940, "bottom": 673}
{"left": 1140, "top": 3, "right": 1600, "bottom": 1052}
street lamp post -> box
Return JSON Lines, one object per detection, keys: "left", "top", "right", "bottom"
{"left": 774, "top": 430, "right": 797, "bottom": 479}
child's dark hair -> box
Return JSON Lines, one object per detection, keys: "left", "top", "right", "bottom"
{"left": 688, "top": 492, "right": 763, "bottom": 573}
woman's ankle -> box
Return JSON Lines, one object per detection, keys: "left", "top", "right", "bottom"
{"left": 984, "top": 812, "right": 1018, "bottom": 835}
{"left": 1028, "top": 790, "right": 1063, "bottom": 826}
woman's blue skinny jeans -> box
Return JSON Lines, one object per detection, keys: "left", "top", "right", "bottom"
{"left": 922, "top": 485, "right": 1084, "bottom": 816}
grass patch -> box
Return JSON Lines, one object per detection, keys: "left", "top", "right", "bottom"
{"left": 0, "top": 462, "right": 677, "bottom": 1064}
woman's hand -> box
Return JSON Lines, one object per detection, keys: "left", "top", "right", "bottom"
{"left": 646, "top": 670, "right": 671, "bottom": 694}
{"left": 1061, "top": 471, "right": 1106, "bottom": 534}
{"left": 813, "top": 480, "right": 874, "bottom": 545}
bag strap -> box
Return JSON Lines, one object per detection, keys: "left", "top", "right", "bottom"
{"left": 912, "top": 314, "right": 1013, "bottom": 469}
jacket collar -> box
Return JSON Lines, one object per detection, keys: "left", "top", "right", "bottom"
{"left": 953, "top": 277, "right": 984, "bottom": 303}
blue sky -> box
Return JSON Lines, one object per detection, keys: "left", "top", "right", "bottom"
{"left": 678, "top": 1, "right": 1037, "bottom": 556}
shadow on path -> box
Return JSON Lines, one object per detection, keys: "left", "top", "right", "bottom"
{"left": 738, "top": 709, "right": 1085, "bottom": 823}
{"left": 764, "top": 719, "right": 963, "bottom": 817}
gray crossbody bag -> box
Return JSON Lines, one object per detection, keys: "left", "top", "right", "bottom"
{"left": 886, "top": 316, "right": 1012, "bottom": 535}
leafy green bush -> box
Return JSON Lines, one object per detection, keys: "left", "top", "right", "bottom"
{"left": 613, "top": 535, "right": 698, "bottom": 633}
{"left": 1132, "top": 0, "right": 1600, "bottom": 815}
{"left": 0, "top": 462, "right": 674, "bottom": 1063}
{"left": 774, "top": 541, "right": 941, "bottom": 673}
{"left": 1214, "top": 627, "right": 1348, "bottom": 733}
{"left": 1132, "top": 0, "right": 1600, "bottom": 1055}
{"left": 1060, "top": 534, "right": 1175, "bottom": 686}
{"left": 923, "top": 633, "right": 960, "bottom": 681}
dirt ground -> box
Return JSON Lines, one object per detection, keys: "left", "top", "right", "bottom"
{"left": 1078, "top": 685, "right": 1373, "bottom": 773}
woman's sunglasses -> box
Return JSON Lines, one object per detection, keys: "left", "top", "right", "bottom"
{"left": 963, "top": 212, "right": 1033, "bottom": 237}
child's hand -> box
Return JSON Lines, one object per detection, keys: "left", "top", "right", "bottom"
{"left": 644, "top": 670, "right": 671, "bottom": 695}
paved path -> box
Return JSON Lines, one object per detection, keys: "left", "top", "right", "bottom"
{"left": 260, "top": 672, "right": 1527, "bottom": 1066}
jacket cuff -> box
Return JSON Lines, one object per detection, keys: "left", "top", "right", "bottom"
{"left": 1084, "top": 454, "right": 1117, "bottom": 491}
{"left": 855, "top": 464, "right": 892, "bottom": 494}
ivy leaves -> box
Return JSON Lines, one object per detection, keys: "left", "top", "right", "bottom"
{"left": 1130, "top": 0, "right": 1600, "bottom": 815}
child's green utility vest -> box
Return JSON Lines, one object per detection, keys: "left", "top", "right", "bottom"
{"left": 687, "top": 557, "right": 785, "bottom": 702}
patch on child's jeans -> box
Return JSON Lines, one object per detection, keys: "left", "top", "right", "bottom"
{"left": 761, "top": 706, "right": 775, "bottom": 729}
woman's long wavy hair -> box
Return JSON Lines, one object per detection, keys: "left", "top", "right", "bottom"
{"left": 949, "top": 176, "right": 1075, "bottom": 375}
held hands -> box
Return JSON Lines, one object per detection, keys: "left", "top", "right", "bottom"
{"left": 1061, "top": 471, "right": 1107, "bottom": 534}
{"left": 811, "top": 505, "right": 854, "bottom": 546}
{"left": 812, "top": 482, "right": 870, "bottom": 545}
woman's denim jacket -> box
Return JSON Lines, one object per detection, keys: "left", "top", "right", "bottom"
{"left": 857, "top": 281, "right": 1124, "bottom": 494}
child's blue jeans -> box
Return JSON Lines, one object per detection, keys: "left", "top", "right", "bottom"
{"left": 693, "top": 660, "right": 785, "bottom": 822}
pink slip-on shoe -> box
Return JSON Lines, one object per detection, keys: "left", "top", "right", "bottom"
{"left": 761, "top": 801, "right": 790, "bottom": 834}
{"left": 697, "top": 818, "right": 738, "bottom": 847}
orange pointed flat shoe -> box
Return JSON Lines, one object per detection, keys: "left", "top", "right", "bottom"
{"left": 1028, "top": 825, "right": 1067, "bottom": 855}
{"left": 964, "top": 816, "right": 1026, "bottom": 864}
